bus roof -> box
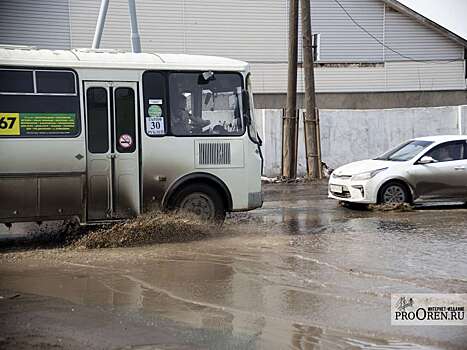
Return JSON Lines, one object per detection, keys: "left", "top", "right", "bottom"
{"left": 0, "top": 46, "right": 249, "bottom": 72}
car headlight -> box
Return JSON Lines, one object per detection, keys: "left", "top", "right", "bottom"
{"left": 351, "top": 168, "right": 387, "bottom": 181}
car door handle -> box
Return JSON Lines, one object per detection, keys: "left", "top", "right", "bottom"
{"left": 454, "top": 166, "right": 466, "bottom": 171}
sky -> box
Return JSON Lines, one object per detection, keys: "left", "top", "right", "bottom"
{"left": 398, "top": 0, "right": 467, "bottom": 40}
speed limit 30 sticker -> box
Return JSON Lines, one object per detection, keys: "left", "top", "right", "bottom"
{"left": 0, "top": 113, "right": 20, "bottom": 136}
{"left": 146, "top": 116, "right": 165, "bottom": 135}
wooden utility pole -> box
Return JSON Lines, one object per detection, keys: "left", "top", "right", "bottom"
{"left": 301, "top": 0, "right": 320, "bottom": 179}
{"left": 282, "top": 0, "right": 299, "bottom": 179}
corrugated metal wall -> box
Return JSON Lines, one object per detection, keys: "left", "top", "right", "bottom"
{"left": 0, "top": 0, "right": 71, "bottom": 49}
{"left": 8, "top": 0, "right": 462, "bottom": 64}
{"left": 251, "top": 63, "right": 387, "bottom": 93}
{"left": 251, "top": 62, "right": 465, "bottom": 93}
{"left": 70, "top": 0, "right": 288, "bottom": 62}
{"left": 184, "top": 0, "right": 287, "bottom": 61}
{"left": 1, "top": 0, "right": 465, "bottom": 93}
{"left": 384, "top": 6, "right": 463, "bottom": 61}
{"left": 385, "top": 61, "right": 466, "bottom": 91}
{"left": 314, "top": 65, "right": 387, "bottom": 92}
{"left": 70, "top": 0, "right": 131, "bottom": 49}
{"left": 307, "top": 0, "right": 385, "bottom": 62}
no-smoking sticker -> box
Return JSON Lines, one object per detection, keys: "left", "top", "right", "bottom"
{"left": 119, "top": 134, "right": 133, "bottom": 148}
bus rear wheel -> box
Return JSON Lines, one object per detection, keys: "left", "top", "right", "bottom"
{"left": 172, "top": 183, "right": 225, "bottom": 222}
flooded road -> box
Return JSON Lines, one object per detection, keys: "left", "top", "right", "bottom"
{"left": 1, "top": 182, "right": 467, "bottom": 349}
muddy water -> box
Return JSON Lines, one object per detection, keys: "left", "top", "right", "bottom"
{"left": 1, "top": 183, "right": 467, "bottom": 349}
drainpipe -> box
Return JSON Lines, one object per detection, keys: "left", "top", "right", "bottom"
{"left": 128, "top": 0, "right": 142, "bottom": 53}
{"left": 92, "top": 0, "right": 109, "bottom": 49}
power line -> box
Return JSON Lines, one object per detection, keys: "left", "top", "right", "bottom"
{"left": 332, "top": 0, "right": 460, "bottom": 65}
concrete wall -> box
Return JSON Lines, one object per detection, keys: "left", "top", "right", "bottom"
{"left": 254, "top": 90, "right": 467, "bottom": 109}
{"left": 462, "top": 105, "right": 467, "bottom": 134}
{"left": 256, "top": 105, "right": 467, "bottom": 177}
{"left": 255, "top": 109, "right": 284, "bottom": 177}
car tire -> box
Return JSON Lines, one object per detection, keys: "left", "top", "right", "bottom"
{"left": 378, "top": 181, "right": 411, "bottom": 205}
{"left": 172, "top": 183, "right": 226, "bottom": 222}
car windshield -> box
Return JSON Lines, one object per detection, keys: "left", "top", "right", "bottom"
{"left": 375, "top": 140, "right": 433, "bottom": 161}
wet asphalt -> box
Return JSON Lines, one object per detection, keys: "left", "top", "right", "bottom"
{"left": 0, "top": 182, "right": 467, "bottom": 350}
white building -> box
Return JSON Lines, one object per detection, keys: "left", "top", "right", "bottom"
{"left": 1, "top": 0, "right": 466, "bottom": 109}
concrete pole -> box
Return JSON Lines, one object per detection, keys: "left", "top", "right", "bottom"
{"left": 282, "top": 0, "right": 299, "bottom": 179}
{"left": 128, "top": 0, "right": 142, "bottom": 53}
{"left": 459, "top": 105, "right": 463, "bottom": 135}
{"left": 301, "top": 0, "right": 320, "bottom": 179}
{"left": 92, "top": 0, "right": 110, "bottom": 49}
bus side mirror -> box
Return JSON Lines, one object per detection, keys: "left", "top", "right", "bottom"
{"left": 242, "top": 90, "right": 251, "bottom": 125}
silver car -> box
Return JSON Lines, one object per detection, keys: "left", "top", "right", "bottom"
{"left": 328, "top": 135, "right": 467, "bottom": 205}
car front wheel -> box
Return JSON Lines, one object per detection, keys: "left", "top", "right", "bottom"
{"left": 378, "top": 182, "right": 411, "bottom": 204}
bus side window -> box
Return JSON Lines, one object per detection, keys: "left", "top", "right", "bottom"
{"left": 115, "top": 87, "right": 136, "bottom": 153}
{"left": 36, "top": 71, "right": 76, "bottom": 94}
{"left": 0, "top": 68, "right": 80, "bottom": 138}
{"left": 0, "top": 69, "right": 34, "bottom": 93}
{"left": 142, "top": 71, "right": 167, "bottom": 137}
{"left": 86, "top": 87, "right": 109, "bottom": 153}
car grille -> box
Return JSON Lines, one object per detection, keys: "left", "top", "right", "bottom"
{"left": 331, "top": 190, "right": 351, "bottom": 198}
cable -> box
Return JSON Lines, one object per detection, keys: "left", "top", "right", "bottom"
{"left": 332, "top": 0, "right": 460, "bottom": 65}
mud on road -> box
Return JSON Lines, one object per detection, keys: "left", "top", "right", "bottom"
{"left": 1, "top": 182, "right": 467, "bottom": 350}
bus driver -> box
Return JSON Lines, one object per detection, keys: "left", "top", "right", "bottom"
{"left": 172, "top": 94, "right": 210, "bottom": 134}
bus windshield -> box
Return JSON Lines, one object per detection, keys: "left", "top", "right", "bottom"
{"left": 169, "top": 72, "right": 244, "bottom": 136}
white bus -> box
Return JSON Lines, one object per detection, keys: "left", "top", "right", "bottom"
{"left": 0, "top": 46, "right": 263, "bottom": 225}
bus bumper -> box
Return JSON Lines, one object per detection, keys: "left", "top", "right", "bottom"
{"left": 248, "top": 191, "right": 263, "bottom": 210}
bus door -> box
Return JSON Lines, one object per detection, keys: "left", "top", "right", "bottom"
{"left": 84, "top": 81, "right": 140, "bottom": 221}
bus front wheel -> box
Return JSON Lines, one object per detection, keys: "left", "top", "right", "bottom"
{"left": 172, "top": 183, "right": 225, "bottom": 222}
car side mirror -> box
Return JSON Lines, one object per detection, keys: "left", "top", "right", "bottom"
{"left": 418, "top": 156, "right": 436, "bottom": 164}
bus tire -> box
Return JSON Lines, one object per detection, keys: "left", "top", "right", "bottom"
{"left": 172, "top": 183, "right": 226, "bottom": 222}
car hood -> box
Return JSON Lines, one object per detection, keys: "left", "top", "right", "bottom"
{"left": 333, "top": 159, "right": 391, "bottom": 176}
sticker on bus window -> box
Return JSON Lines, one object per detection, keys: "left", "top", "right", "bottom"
{"left": 0, "top": 113, "right": 20, "bottom": 136}
{"left": 148, "top": 99, "right": 163, "bottom": 105}
{"left": 119, "top": 134, "right": 133, "bottom": 148}
{"left": 148, "top": 105, "right": 162, "bottom": 118}
{"left": 146, "top": 116, "right": 164, "bottom": 135}
{"left": 0, "top": 112, "right": 77, "bottom": 137}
